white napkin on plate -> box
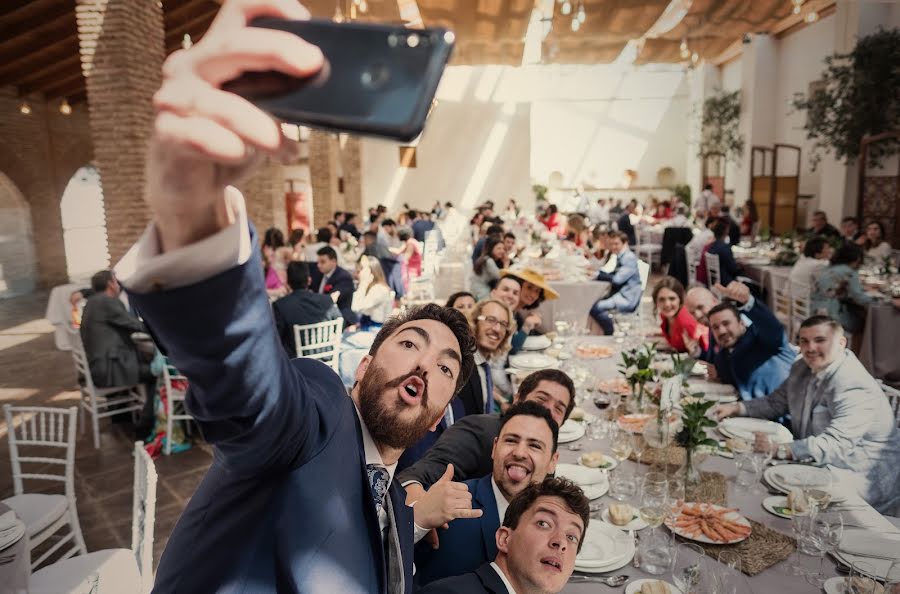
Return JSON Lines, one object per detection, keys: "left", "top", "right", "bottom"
{"left": 0, "top": 510, "right": 15, "bottom": 531}
{"left": 839, "top": 531, "right": 900, "bottom": 560}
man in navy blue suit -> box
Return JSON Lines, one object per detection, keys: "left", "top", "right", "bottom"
{"left": 113, "top": 3, "right": 477, "bottom": 591}
{"left": 312, "top": 245, "right": 358, "bottom": 326}
{"left": 419, "top": 477, "right": 590, "bottom": 594}
{"left": 414, "top": 402, "right": 560, "bottom": 585}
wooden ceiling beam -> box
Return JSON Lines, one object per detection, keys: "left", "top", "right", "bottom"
{"left": 165, "top": 8, "right": 217, "bottom": 45}
{"left": 164, "top": 0, "right": 218, "bottom": 27}
{"left": 0, "top": 12, "right": 76, "bottom": 63}
{"left": 0, "top": 0, "right": 74, "bottom": 40}
{"left": 17, "top": 57, "right": 83, "bottom": 93}
{"left": 22, "top": 69, "right": 83, "bottom": 96}
{"left": 0, "top": 36, "right": 79, "bottom": 83}
{"left": 0, "top": 0, "right": 48, "bottom": 19}
{"left": 42, "top": 74, "right": 86, "bottom": 100}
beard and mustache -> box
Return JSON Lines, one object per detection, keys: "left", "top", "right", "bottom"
{"left": 357, "top": 361, "right": 445, "bottom": 450}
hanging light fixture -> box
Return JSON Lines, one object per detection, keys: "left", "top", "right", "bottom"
{"left": 560, "top": 0, "right": 572, "bottom": 16}
{"left": 333, "top": 0, "right": 345, "bottom": 22}
{"left": 691, "top": 51, "right": 699, "bottom": 64}
{"left": 679, "top": 37, "right": 690, "bottom": 60}
{"left": 19, "top": 101, "right": 31, "bottom": 115}
{"left": 804, "top": 10, "right": 818, "bottom": 23}
{"left": 576, "top": 1, "right": 586, "bottom": 24}
{"left": 59, "top": 99, "right": 72, "bottom": 115}
{"left": 354, "top": 0, "right": 368, "bottom": 13}
{"left": 791, "top": 0, "right": 804, "bottom": 15}
{"left": 570, "top": 16, "right": 580, "bottom": 31}
{"left": 182, "top": 34, "right": 192, "bottom": 49}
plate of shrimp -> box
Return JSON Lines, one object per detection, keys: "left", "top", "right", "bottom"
{"left": 664, "top": 502, "right": 752, "bottom": 544}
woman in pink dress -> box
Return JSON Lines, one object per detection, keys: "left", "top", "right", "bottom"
{"left": 394, "top": 227, "right": 422, "bottom": 291}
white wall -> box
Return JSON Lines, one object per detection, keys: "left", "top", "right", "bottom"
{"left": 359, "top": 63, "right": 690, "bottom": 214}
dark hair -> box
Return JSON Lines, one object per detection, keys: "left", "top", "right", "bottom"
{"left": 407, "top": 210, "right": 418, "bottom": 219}
{"left": 397, "top": 227, "right": 412, "bottom": 241}
{"left": 504, "top": 232, "right": 517, "bottom": 241}
{"left": 704, "top": 183, "right": 712, "bottom": 191}
{"left": 863, "top": 220, "right": 886, "bottom": 250}
{"left": 363, "top": 230, "right": 377, "bottom": 241}
{"left": 369, "top": 213, "right": 380, "bottom": 224}
{"left": 515, "top": 369, "right": 576, "bottom": 421}
{"left": 505, "top": 274, "right": 545, "bottom": 310}
{"left": 830, "top": 243, "right": 863, "bottom": 267}
{"left": 547, "top": 204, "right": 558, "bottom": 215}
{"left": 499, "top": 401, "right": 560, "bottom": 453}
{"left": 799, "top": 314, "right": 844, "bottom": 335}
{"left": 813, "top": 210, "right": 827, "bottom": 218}
{"left": 608, "top": 230, "right": 629, "bottom": 244}
{"left": 486, "top": 224, "right": 505, "bottom": 237}
{"left": 445, "top": 291, "right": 475, "bottom": 308}
{"left": 652, "top": 276, "right": 686, "bottom": 312}
{"left": 344, "top": 213, "right": 357, "bottom": 224}
{"left": 263, "top": 227, "right": 285, "bottom": 249}
{"left": 288, "top": 228, "right": 305, "bottom": 246}
{"left": 368, "top": 303, "right": 476, "bottom": 395}
{"left": 333, "top": 211, "right": 343, "bottom": 220}
{"left": 382, "top": 218, "right": 396, "bottom": 227}
{"left": 707, "top": 301, "right": 741, "bottom": 322}
{"left": 502, "top": 477, "right": 590, "bottom": 552}
{"left": 803, "top": 236, "right": 829, "bottom": 258}
{"left": 91, "top": 270, "right": 114, "bottom": 294}
{"left": 474, "top": 236, "right": 505, "bottom": 275}
{"left": 286, "top": 261, "right": 311, "bottom": 291}
{"left": 317, "top": 246, "right": 338, "bottom": 261}
{"left": 316, "top": 227, "right": 333, "bottom": 243}
{"left": 712, "top": 219, "right": 730, "bottom": 239}
{"left": 841, "top": 216, "right": 858, "bottom": 225}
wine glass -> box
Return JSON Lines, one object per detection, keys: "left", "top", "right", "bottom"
{"left": 673, "top": 543, "right": 710, "bottom": 594}
{"left": 632, "top": 434, "right": 647, "bottom": 468}
{"left": 802, "top": 469, "right": 834, "bottom": 512}
{"left": 667, "top": 476, "right": 685, "bottom": 522}
{"left": 610, "top": 427, "right": 633, "bottom": 465}
{"left": 639, "top": 478, "right": 668, "bottom": 536}
{"left": 806, "top": 512, "right": 843, "bottom": 588}
{"left": 716, "top": 551, "right": 743, "bottom": 594}
{"left": 785, "top": 510, "right": 811, "bottom": 577}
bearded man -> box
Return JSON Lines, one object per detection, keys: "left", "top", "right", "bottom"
{"left": 111, "top": 1, "right": 477, "bottom": 591}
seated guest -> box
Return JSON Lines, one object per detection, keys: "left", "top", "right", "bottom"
{"left": 740, "top": 199, "right": 758, "bottom": 236}
{"left": 684, "top": 281, "right": 760, "bottom": 363}
{"left": 703, "top": 219, "right": 742, "bottom": 286}
{"left": 652, "top": 277, "right": 709, "bottom": 356}
{"left": 395, "top": 227, "right": 422, "bottom": 290}
{"left": 503, "top": 269, "right": 559, "bottom": 354}
{"left": 719, "top": 205, "right": 741, "bottom": 246}
{"left": 666, "top": 202, "right": 690, "bottom": 228}
{"left": 860, "top": 220, "right": 892, "bottom": 261}
{"left": 419, "top": 477, "right": 589, "bottom": 594}
{"left": 273, "top": 262, "right": 341, "bottom": 355}
{"left": 687, "top": 216, "right": 717, "bottom": 282}
{"left": 361, "top": 230, "right": 394, "bottom": 261}
{"left": 811, "top": 243, "right": 874, "bottom": 336}
{"left": 461, "top": 299, "right": 516, "bottom": 416}
{"left": 713, "top": 316, "right": 900, "bottom": 514}
{"left": 303, "top": 226, "right": 331, "bottom": 261}
{"left": 351, "top": 256, "right": 394, "bottom": 330}
{"left": 790, "top": 236, "right": 831, "bottom": 289}
{"left": 589, "top": 231, "right": 641, "bottom": 335}
{"left": 471, "top": 237, "right": 509, "bottom": 301}
{"left": 311, "top": 246, "right": 357, "bottom": 326}
{"left": 339, "top": 212, "right": 361, "bottom": 240}
{"left": 472, "top": 225, "right": 505, "bottom": 264}
{"left": 503, "top": 232, "right": 519, "bottom": 264}
{"left": 615, "top": 200, "right": 638, "bottom": 246}
{"left": 490, "top": 276, "right": 521, "bottom": 311}
{"left": 539, "top": 204, "right": 564, "bottom": 236}
{"left": 446, "top": 291, "right": 476, "bottom": 315}
{"left": 706, "top": 282, "right": 796, "bottom": 400}
{"left": 79, "top": 270, "right": 155, "bottom": 437}
{"left": 265, "top": 246, "right": 292, "bottom": 299}
{"left": 840, "top": 216, "right": 861, "bottom": 244}
{"left": 400, "top": 369, "right": 575, "bottom": 499}
{"left": 808, "top": 210, "right": 841, "bottom": 239}
{"left": 414, "top": 402, "right": 561, "bottom": 584}
{"left": 288, "top": 228, "right": 306, "bottom": 260}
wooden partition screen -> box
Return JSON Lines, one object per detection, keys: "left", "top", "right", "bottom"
{"left": 858, "top": 131, "right": 900, "bottom": 247}
{"left": 772, "top": 144, "right": 801, "bottom": 234}
{"left": 702, "top": 152, "right": 726, "bottom": 203}
{"left": 750, "top": 146, "right": 774, "bottom": 232}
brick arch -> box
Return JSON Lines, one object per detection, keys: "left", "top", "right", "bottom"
{"left": 0, "top": 171, "right": 38, "bottom": 297}
{"left": 0, "top": 147, "right": 37, "bottom": 203}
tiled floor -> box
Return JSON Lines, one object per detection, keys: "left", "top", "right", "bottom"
{"left": 0, "top": 291, "right": 212, "bottom": 569}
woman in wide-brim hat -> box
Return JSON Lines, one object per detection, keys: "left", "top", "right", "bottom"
{"left": 501, "top": 268, "right": 559, "bottom": 354}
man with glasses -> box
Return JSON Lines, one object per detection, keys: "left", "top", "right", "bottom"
{"left": 460, "top": 299, "right": 516, "bottom": 417}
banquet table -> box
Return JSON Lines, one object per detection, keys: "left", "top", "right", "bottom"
{"left": 525, "top": 336, "right": 899, "bottom": 594}
{"left": 538, "top": 280, "right": 611, "bottom": 327}
{"left": 738, "top": 261, "right": 792, "bottom": 312}
{"left": 0, "top": 503, "right": 30, "bottom": 594}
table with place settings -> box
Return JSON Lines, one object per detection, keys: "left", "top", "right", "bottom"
{"left": 0, "top": 503, "right": 29, "bottom": 594}
{"left": 505, "top": 335, "right": 900, "bottom": 593}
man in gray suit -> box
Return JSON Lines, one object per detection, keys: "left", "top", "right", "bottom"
{"left": 80, "top": 270, "right": 155, "bottom": 436}
{"left": 713, "top": 315, "right": 900, "bottom": 514}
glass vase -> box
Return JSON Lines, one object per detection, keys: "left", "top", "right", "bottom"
{"left": 684, "top": 447, "right": 701, "bottom": 485}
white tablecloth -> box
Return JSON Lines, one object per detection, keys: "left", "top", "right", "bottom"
{"left": 0, "top": 503, "right": 29, "bottom": 594}
{"left": 45, "top": 283, "right": 82, "bottom": 350}
{"left": 538, "top": 280, "right": 611, "bottom": 328}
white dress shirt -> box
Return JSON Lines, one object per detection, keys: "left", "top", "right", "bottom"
{"left": 354, "top": 404, "right": 398, "bottom": 538}
{"left": 491, "top": 477, "right": 510, "bottom": 524}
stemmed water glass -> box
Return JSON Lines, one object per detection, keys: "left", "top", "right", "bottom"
{"left": 806, "top": 512, "right": 843, "bottom": 588}
{"left": 715, "top": 551, "right": 743, "bottom": 594}
{"left": 802, "top": 470, "right": 834, "bottom": 512}
{"left": 631, "top": 434, "right": 647, "bottom": 469}
{"left": 639, "top": 473, "right": 668, "bottom": 536}
{"left": 666, "top": 476, "right": 685, "bottom": 523}
{"left": 673, "top": 543, "right": 713, "bottom": 594}
{"left": 609, "top": 427, "right": 635, "bottom": 501}
{"left": 785, "top": 510, "right": 812, "bottom": 577}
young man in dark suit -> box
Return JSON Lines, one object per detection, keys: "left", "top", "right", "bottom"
{"left": 272, "top": 261, "right": 341, "bottom": 356}
{"left": 419, "top": 478, "right": 589, "bottom": 594}
{"left": 313, "top": 245, "right": 358, "bottom": 326}
{"left": 114, "top": 4, "right": 478, "bottom": 591}
{"left": 414, "top": 402, "right": 560, "bottom": 585}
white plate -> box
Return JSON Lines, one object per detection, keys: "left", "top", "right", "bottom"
{"left": 575, "top": 522, "right": 633, "bottom": 567}
{"left": 509, "top": 352, "right": 558, "bottom": 370}
{"left": 582, "top": 480, "right": 610, "bottom": 500}
{"left": 823, "top": 576, "right": 845, "bottom": 594}
{"left": 558, "top": 424, "right": 585, "bottom": 444}
{"left": 626, "top": 579, "right": 683, "bottom": 594}
{"left": 574, "top": 541, "right": 634, "bottom": 573}
{"left": 763, "top": 465, "right": 847, "bottom": 503}
{"left": 719, "top": 418, "right": 793, "bottom": 445}
{"left": 601, "top": 507, "right": 649, "bottom": 531}
{"left": 522, "top": 335, "right": 552, "bottom": 351}
{"left": 556, "top": 463, "right": 607, "bottom": 486}
{"left": 578, "top": 453, "right": 618, "bottom": 471}
{"left": 0, "top": 520, "right": 25, "bottom": 552}
{"left": 762, "top": 496, "right": 793, "bottom": 519}
{"left": 665, "top": 503, "right": 752, "bottom": 544}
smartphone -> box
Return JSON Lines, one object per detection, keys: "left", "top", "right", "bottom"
{"left": 224, "top": 18, "right": 455, "bottom": 141}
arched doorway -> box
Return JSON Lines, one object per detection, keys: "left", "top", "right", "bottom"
{"left": 0, "top": 172, "right": 37, "bottom": 298}
{"left": 60, "top": 166, "right": 109, "bottom": 283}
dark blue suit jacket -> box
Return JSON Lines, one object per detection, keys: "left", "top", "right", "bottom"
{"left": 706, "top": 240, "right": 741, "bottom": 287}
{"left": 418, "top": 563, "right": 510, "bottom": 594}
{"left": 310, "top": 264, "right": 358, "bottom": 326}
{"left": 127, "top": 251, "right": 413, "bottom": 594}
{"left": 414, "top": 475, "right": 500, "bottom": 586}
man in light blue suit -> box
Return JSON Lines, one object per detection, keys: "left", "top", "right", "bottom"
{"left": 113, "top": 4, "right": 478, "bottom": 591}
{"left": 413, "top": 402, "right": 560, "bottom": 585}
{"left": 589, "top": 231, "right": 643, "bottom": 335}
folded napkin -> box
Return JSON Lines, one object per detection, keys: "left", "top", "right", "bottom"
{"left": 0, "top": 510, "right": 15, "bottom": 531}
{"left": 840, "top": 531, "right": 900, "bottom": 560}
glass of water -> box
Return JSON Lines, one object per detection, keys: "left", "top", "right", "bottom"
{"left": 673, "top": 543, "right": 710, "bottom": 594}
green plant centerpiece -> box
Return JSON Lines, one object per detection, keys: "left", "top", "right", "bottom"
{"left": 675, "top": 395, "right": 718, "bottom": 484}
{"left": 619, "top": 343, "right": 657, "bottom": 413}
{"left": 791, "top": 28, "right": 900, "bottom": 170}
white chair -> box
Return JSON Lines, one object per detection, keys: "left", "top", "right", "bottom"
{"left": 790, "top": 283, "right": 811, "bottom": 342}
{"left": 29, "top": 441, "right": 158, "bottom": 594}
{"left": 686, "top": 255, "right": 700, "bottom": 287}
{"left": 879, "top": 381, "right": 900, "bottom": 428}
{"left": 705, "top": 252, "right": 721, "bottom": 289}
{"left": 162, "top": 363, "right": 192, "bottom": 456}
{"left": 2, "top": 405, "right": 87, "bottom": 570}
{"left": 771, "top": 275, "right": 792, "bottom": 336}
{"left": 66, "top": 327, "right": 145, "bottom": 449}
{"left": 635, "top": 227, "right": 662, "bottom": 270}
{"left": 293, "top": 318, "right": 344, "bottom": 371}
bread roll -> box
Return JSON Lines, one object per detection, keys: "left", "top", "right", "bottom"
{"left": 640, "top": 580, "right": 670, "bottom": 594}
{"left": 787, "top": 488, "right": 808, "bottom": 514}
{"left": 580, "top": 451, "right": 606, "bottom": 468}
{"left": 569, "top": 407, "right": 585, "bottom": 421}
{"left": 608, "top": 503, "right": 633, "bottom": 526}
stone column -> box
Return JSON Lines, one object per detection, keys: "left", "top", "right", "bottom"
{"left": 237, "top": 158, "right": 286, "bottom": 234}
{"left": 309, "top": 130, "right": 342, "bottom": 229}
{"left": 338, "top": 135, "right": 363, "bottom": 219}
{"left": 75, "top": 0, "right": 165, "bottom": 262}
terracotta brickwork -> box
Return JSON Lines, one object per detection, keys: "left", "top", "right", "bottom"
{"left": 309, "top": 130, "right": 342, "bottom": 229}
{"left": 237, "top": 158, "right": 287, "bottom": 235}
{"left": 339, "top": 135, "right": 363, "bottom": 220}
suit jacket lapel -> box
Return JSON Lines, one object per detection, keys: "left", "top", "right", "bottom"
{"left": 474, "top": 475, "right": 501, "bottom": 562}
{"left": 352, "top": 410, "right": 388, "bottom": 591}
{"left": 476, "top": 562, "right": 512, "bottom": 593}
{"left": 387, "top": 481, "right": 414, "bottom": 593}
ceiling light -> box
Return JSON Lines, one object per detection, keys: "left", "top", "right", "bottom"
{"left": 805, "top": 10, "right": 818, "bottom": 23}
{"left": 19, "top": 102, "right": 31, "bottom": 115}
{"left": 59, "top": 99, "right": 72, "bottom": 115}
{"left": 570, "top": 17, "right": 580, "bottom": 31}
{"left": 576, "top": 2, "right": 586, "bottom": 23}
{"left": 182, "top": 34, "right": 192, "bottom": 49}
{"left": 691, "top": 51, "right": 699, "bottom": 63}
{"left": 560, "top": 1, "right": 572, "bottom": 16}
{"left": 355, "top": 0, "right": 368, "bottom": 13}
{"left": 332, "top": 3, "right": 345, "bottom": 22}
{"left": 792, "top": 0, "right": 804, "bottom": 14}
{"left": 680, "top": 38, "right": 690, "bottom": 60}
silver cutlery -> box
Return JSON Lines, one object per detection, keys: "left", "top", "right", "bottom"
{"left": 568, "top": 574, "right": 630, "bottom": 587}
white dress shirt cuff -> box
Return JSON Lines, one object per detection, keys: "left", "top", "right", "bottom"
{"left": 114, "top": 186, "right": 253, "bottom": 293}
